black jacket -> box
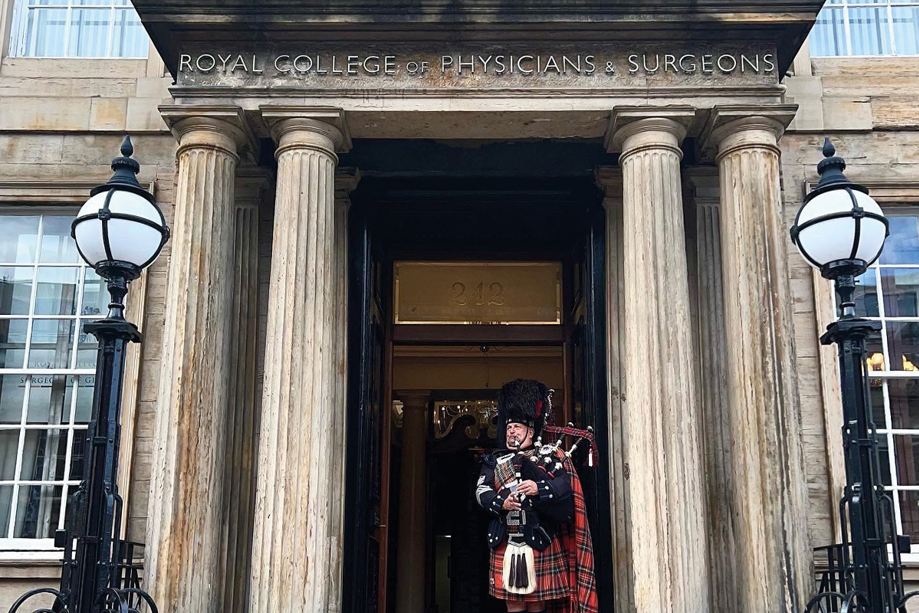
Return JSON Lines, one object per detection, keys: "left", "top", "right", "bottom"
{"left": 475, "top": 447, "right": 575, "bottom": 551}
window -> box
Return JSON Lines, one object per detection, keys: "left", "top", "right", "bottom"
{"left": 9, "top": 0, "right": 148, "bottom": 59}
{"left": 810, "top": 0, "right": 919, "bottom": 57}
{"left": 0, "top": 212, "right": 101, "bottom": 547}
{"left": 852, "top": 208, "right": 919, "bottom": 546}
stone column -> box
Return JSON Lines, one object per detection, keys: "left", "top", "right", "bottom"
{"left": 687, "top": 171, "right": 737, "bottom": 613}
{"left": 249, "top": 107, "right": 350, "bottom": 613}
{"left": 327, "top": 169, "right": 359, "bottom": 613}
{"left": 606, "top": 107, "right": 710, "bottom": 613}
{"left": 146, "top": 105, "right": 252, "bottom": 613}
{"left": 216, "top": 169, "right": 268, "bottom": 613}
{"left": 703, "top": 104, "right": 811, "bottom": 612}
{"left": 395, "top": 390, "right": 431, "bottom": 613}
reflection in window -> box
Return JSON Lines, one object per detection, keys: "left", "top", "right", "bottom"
{"left": 811, "top": 1, "right": 919, "bottom": 57}
{"left": 857, "top": 208, "right": 919, "bottom": 546}
{"left": 0, "top": 213, "right": 96, "bottom": 542}
{"left": 9, "top": 0, "right": 148, "bottom": 59}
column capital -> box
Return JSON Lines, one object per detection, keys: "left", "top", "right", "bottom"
{"left": 594, "top": 166, "right": 622, "bottom": 208}
{"left": 397, "top": 390, "right": 432, "bottom": 411}
{"left": 700, "top": 104, "right": 798, "bottom": 159}
{"left": 605, "top": 105, "right": 696, "bottom": 154}
{"left": 159, "top": 104, "right": 255, "bottom": 159}
{"left": 335, "top": 167, "right": 362, "bottom": 206}
{"left": 260, "top": 105, "right": 352, "bottom": 158}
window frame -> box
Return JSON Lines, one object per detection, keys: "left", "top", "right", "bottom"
{"left": 8, "top": 0, "right": 149, "bottom": 60}
{"left": 813, "top": 180, "right": 919, "bottom": 563}
{"left": 811, "top": 0, "right": 919, "bottom": 58}
{"left": 0, "top": 181, "right": 149, "bottom": 559}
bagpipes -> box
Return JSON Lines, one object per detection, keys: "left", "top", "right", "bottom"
{"left": 511, "top": 389, "right": 597, "bottom": 482}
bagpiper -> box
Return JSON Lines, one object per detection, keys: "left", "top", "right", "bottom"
{"left": 475, "top": 379, "right": 599, "bottom": 613}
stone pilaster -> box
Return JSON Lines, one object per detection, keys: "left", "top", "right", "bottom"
{"left": 146, "top": 105, "right": 252, "bottom": 613}
{"left": 607, "top": 107, "right": 710, "bottom": 613}
{"left": 328, "top": 168, "right": 359, "bottom": 613}
{"left": 395, "top": 391, "right": 431, "bottom": 613}
{"left": 703, "top": 104, "right": 811, "bottom": 612}
{"left": 687, "top": 171, "right": 737, "bottom": 613}
{"left": 216, "top": 169, "right": 269, "bottom": 613}
{"left": 249, "top": 106, "right": 349, "bottom": 613}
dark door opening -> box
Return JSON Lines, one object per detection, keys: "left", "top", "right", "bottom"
{"left": 343, "top": 174, "right": 614, "bottom": 613}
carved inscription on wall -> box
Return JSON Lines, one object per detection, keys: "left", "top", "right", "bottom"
{"left": 176, "top": 44, "right": 779, "bottom": 89}
{"left": 394, "top": 261, "right": 562, "bottom": 325}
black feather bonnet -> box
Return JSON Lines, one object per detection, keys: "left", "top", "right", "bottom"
{"left": 497, "top": 378, "right": 550, "bottom": 447}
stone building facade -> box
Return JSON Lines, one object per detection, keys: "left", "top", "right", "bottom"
{"left": 0, "top": 1, "right": 918, "bottom": 612}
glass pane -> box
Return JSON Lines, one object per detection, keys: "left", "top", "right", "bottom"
{"left": 26, "top": 375, "right": 74, "bottom": 425}
{"left": 34, "top": 267, "right": 79, "bottom": 316}
{"left": 0, "top": 376, "right": 26, "bottom": 424}
{"left": 886, "top": 321, "right": 919, "bottom": 371}
{"left": 871, "top": 379, "right": 886, "bottom": 426}
{"left": 68, "top": 8, "right": 112, "bottom": 57}
{"left": 19, "top": 429, "right": 67, "bottom": 481}
{"left": 0, "top": 319, "right": 28, "bottom": 369}
{"left": 27, "top": 319, "right": 75, "bottom": 369}
{"left": 887, "top": 379, "right": 919, "bottom": 429}
{"left": 893, "top": 6, "right": 919, "bottom": 54}
{"left": 69, "top": 431, "right": 85, "bottom": 480}
{"left": 0, "top": 216, "right": 39, "bottom": 264}
{"left": 0, "top": 485, "right": 12, "bottom": 538}
{"left": 75, "top": 321, "right": 98, "bottom": 371}
{"left": 0, "top": 430, "right": 21, "bottom": 480}
{"left": 25, "top": 8, "right": 67, "bottom": 58}
{"left": 111, "top": 8, "right": 148, "bottom": 58}
{"left": 811, "top": 8, "right": 849, "bottom": 56}
{"left": 81, "top": 269, "right": 106, "bottom": 317}
{"left": 881, "top": 215, "right": 919, "bottom": 264}
{"left": 894, "top": 434, "right": 919, "bottom": 486}
{"left": 38, "top": 216, "right": 78, "bottom": 263}
{"left": 0, "top": 267, "right": 34, "bottom": 316}
{"left": 854, "top": 270, "right": 880, "bottom": 317}
{"left": 74, "top": 375, "right": 94, "bottom": 423}
{"left": 849, "top": 6, "right": 893, "bottom": 55}
{"left": 899, "top": 490, "right": 919, "bottom": 543}
{"left": 13, "top": 484, "right": 62, "bottom": 538}
{"left": 881, "top": 268, "right": 919, "bottom": 317}
{"left": 879, "top": 434, "right": 893, "bottom": 486}
{"left": 866, "top": 326, "right": 886, "bottom": 371}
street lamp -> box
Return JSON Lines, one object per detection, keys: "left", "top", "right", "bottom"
{"left": 9, "top": 136, "right": 168, "bottom": 613}
{"left": 792, "top": 139, "right": 916, "bottom": 612}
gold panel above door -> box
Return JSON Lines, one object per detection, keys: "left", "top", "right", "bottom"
{"left": 393, "top": 261, "right": 562, "bottom": 325}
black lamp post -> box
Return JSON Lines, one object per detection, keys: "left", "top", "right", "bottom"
{"left": 791, "top": 139, "right": 918, "bottom": 613}
{"left": 8, "top": 136, "right": 168, "bottom": 613}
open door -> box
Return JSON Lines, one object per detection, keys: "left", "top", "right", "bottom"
{"left": 568, "top": 199, "right": 615, "bottom": 611}
{"left": 343, "top": 200, "right": 391, "bottom": 613}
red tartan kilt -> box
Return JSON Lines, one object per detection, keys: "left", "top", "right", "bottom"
{"left": 489, "top": 537, "right": 570, "bottom": 602}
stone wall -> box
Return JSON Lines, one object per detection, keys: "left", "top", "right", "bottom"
{"left": 783, "top": 46, "right": 919, "bottom": 611}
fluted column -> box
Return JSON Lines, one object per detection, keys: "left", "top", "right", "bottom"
{"left": 146, "top": 106, "right": 250, "bottom": 613}
{"left": 688, "top": 172, "right": 737, "bottom": 613}
{"left": 249, "top": 107, "right": 349, "bottom": 613}
{"left": 395, "top": 390, "right": 431, "bottom": 613}
{"left": 703, "top": 105, "right": 811, "bottom": 612}
{"left": 607, "top": 107, "right": 710, "bottom": 613}
{"left": 216, "top": 170, "right": 268, "bottom": 613}
{"left": 327, "top": 169, "right": 358, "bottom": 613}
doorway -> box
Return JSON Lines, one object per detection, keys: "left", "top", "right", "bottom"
{"left": 342, "top": 175, "right": 613, "bottom": 613}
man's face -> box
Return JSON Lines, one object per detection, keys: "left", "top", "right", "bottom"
{"left": 505, "top": 422, "right": 533, "bottom": 449}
